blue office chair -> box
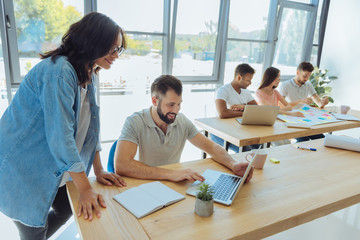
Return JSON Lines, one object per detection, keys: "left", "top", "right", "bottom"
{"left": 107, "top": 140, "right": 118, "bottom": 173}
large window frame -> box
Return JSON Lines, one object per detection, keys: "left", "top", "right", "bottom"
{"left": 0, "top": 0, "right": 324, "bottom": 102}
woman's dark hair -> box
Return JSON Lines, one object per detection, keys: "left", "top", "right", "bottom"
{"left": 258, "top": 67, "right": 280, "bottom": 89}
{"left": 40, "top": 12, "right": 126, "bottom": 85}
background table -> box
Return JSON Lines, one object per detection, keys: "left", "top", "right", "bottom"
{"left": 67, "top": 139, "right": 360, "bottom": 240}
{"left": 194, "top": 109, "right": 360, "bottom": 157}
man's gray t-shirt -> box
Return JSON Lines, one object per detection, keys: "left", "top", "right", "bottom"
{"left": 278, "top": 79, "right": 316, "bottom": 103}
{"left": 118, "top": 107, "right": 199, "bottom": 166}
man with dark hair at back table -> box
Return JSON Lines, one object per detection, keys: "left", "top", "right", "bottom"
{"left": 278, "top": 62, "right": 330, "bottom": 142}
{"left": 213, "top": 63, "right": 259, "bottom": 152}
{"left": 114, "top": 75, "right": 253, "bottom": 183}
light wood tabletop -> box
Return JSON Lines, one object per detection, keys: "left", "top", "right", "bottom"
{"left": 67, "top": 139, "right": 360, "bottom": 240}
{"left": 194, "top": 109, "right": 360, "bottom": 148}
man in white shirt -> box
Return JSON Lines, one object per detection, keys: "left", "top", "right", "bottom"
{"left": 278, "top": 62, "right": 329, "bottom": 108}
{"left": 114, "top": 75, "right": 253, "bottom": 183}
{"left": 213, "top": 64, "right": 259, "bottom": 152}
{"left": 215, "top": 63, "right": 257, "bottom": 118}
{"left": 278, "top": 62, "right": 329, "bottom": 142}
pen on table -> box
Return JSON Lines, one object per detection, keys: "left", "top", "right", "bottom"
{"left": 297, "top": 146, "right": 317, "bottom": 151}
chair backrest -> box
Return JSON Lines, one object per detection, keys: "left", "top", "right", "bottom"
{"left": 107, "top": 140, "right": 118, "bottom": 173}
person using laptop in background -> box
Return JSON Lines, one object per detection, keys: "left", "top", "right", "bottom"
{"left": 254, "top": 67, "right": 304, "bottom": 117}
{"left": 213, "top": 63, "right": 259, "bottom": 152}
{"left": 114, "top": 75, "right": 253, "bottom": 183}
{"left": 278, "top": 62, "right": 328, "bottom": 142}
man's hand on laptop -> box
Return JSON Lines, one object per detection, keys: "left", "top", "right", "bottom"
{"left": 168, "top": 168, "right": 205, "bottom": 182}
{"left": 231, "top": 162, "right": 254, "bottom": 183}
{"left": 230, "top": 104, "right": 245, "bottom": 112}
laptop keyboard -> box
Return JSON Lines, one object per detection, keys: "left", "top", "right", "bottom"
{"left": 212, "top": 174, "right": 242, "bottom": 202}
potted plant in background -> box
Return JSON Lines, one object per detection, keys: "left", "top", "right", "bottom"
{"left": 195, "top": 182, "right": 214, "bottom": 217}
{"left": 309, "top": 66, "right": 338, "bottom": 107}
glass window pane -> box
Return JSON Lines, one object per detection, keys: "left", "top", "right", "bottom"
{"left": 13, "top": 0, "right": 84, "bottom": 76}
{"left": 172, "top": 0, "right": 220, "bottom": 76}
{"left": 0, "top": 31, "right": 8, "bottom": 116}
{"left": 98, "top": 33, "right": 163, "bottom": 141}
{"left": 273, "top": 8, "right": 310, "bottom": 75}
{"left": 228, "top": 0, "right": 270, "bottom": 40}
{"left": 313, "top": 0, "right": 323, "bottom": 45}
{"left": 98, "top": 0, "right": 164, "bottom": 33}
{"left": 291, "top": 0, "right": 311, "bottom": 3}
{"left": 224, "top": 41, "right": 264, "bottom": 91}
{"left": 310, "top": 45, "right": 318, "bottom": 66}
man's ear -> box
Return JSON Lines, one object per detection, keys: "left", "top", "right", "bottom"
{"left": 237, "top": 74, "right": 242, "bottom": 81}
{"left": 151, "top": 96, "right": 158, "bottom": 106}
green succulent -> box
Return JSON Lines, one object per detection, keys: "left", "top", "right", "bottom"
{"left": 309, "top": 66, "right": 337, "bottom": 106}
{"left": 196, "top": 182, "right": 214, "bottom": 201}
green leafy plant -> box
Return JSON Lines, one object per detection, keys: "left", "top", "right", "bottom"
{"left": 196, "top": 183, "right": 214, "bottom": 201}
{"left": 309, "top": 66, "right": 337, "bottom": 105}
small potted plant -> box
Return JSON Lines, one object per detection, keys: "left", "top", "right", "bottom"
{"left": 195, "top": 182, "right": 214, "bottom": 217}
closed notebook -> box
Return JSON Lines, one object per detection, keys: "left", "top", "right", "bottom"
{"left": 113, "top": 181, "right": 185, "bottom": 218}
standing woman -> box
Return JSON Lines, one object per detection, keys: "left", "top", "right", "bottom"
{"left": 254, "top": 67, "right": 304, "bottom": 117}
{"left": 0, "top": 12, "right": 127, "bottom": 239}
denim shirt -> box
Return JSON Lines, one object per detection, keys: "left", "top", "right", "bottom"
{"left": 0, "top": 56, "right": 100, "bottom": 227}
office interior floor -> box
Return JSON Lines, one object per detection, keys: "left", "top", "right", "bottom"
{"left": 1, "top": 128, "right": 360, "bottom": 239}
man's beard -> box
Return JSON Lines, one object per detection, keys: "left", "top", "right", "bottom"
{"left": 157, "top": 104, "right": 177, "bottom": 124}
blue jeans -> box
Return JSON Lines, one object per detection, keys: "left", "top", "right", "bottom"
{"left": 210, "top": 134, "right": 261, "bottom": 152}
{"left": 13, "top": 185, "right": 72, "bottom": 240}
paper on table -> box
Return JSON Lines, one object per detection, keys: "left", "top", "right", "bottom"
{"left": 331, "top": 113, "right": 360, "bottom": 121}
{"left": 323, "top": 134, "right": 360, "bottom": 152}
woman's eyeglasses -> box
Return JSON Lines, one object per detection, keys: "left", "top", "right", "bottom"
{"left": 109, "top": 46, "right": 125, "bottom": 57}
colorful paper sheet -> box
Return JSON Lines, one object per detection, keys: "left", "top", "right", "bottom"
{"left": 277, "top": 104, "right": 341, "bottom": 126}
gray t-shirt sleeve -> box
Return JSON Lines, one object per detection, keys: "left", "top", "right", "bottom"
{"left": 306, "top": 82, "right": 317, "bottom": 96}
{"left": 183, "top": 116, "right": 199, "bottom": 140}
{"left": 278, "top": 82, "right": 287, "bottom": 97}
{"left": 118, "top": 115, "right": 139, "bottom": 145}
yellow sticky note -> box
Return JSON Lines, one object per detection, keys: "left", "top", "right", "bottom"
{"left": 270, "top": 158, "right": 280, "bottom": 163}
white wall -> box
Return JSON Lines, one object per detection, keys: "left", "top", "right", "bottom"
{"left": 321, "top": 0, "right": 360, "bottom": 111}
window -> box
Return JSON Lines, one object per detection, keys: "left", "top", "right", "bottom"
{"left": 224, "top": 0, "right": 271, "bottom": 90}
{"left": 272, "top": 1, "right": 318, "bottom": 77}
{"left": 8, "top": 0, "right": 84, "bottom": 84}
{"left": 0, "top": 28, "right": 8, "bottom": 115}
{"left": 97, "top": 0, "right": 167, "bottom": 141}
{"left": 171, "top": 0, "right": 220, "bottom": 78}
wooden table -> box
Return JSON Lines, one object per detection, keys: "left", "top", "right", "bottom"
{"left": 194, "top": 109, "right": 360, "bottom": 157}
{"left": 67, "top": 139, "right": 360, "bottom": 240}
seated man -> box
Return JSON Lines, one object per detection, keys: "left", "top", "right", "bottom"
{"left": 214, "top": 63, "right": 258, "bottom": 152}
{"left": 278, "top": 62, "right": 329, "bottom": 142}
{"left": 278, "top": 62, "right": 329, "bottom": 108}
{"left": 114, "top": 75, "right": 253, "bottom": 183}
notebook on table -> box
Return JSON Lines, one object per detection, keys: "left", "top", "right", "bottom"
{"left": 186, "top": 147, "right": 260, "bottom": 206}
{"left": 113, "top": 181, "right": 185, "bottom": 218}
{"left": 236, "top": 105, "right": 280, "bottom": 126}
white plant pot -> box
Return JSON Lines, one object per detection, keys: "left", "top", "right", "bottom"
{"left": 195, "top": 198, "right": 214, "bottom": 217}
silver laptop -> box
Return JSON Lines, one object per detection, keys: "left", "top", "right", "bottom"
{"left": 236, "top": 105, "right": 280, "bottom": 126}
{"left": 186, "top": 147, "right": 260, "bottom": 206}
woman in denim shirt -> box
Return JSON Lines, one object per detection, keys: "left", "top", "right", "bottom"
{"left": 0, "top": 12, "right": 127, "bottom": 239}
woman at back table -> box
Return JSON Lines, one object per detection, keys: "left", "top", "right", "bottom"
{"left": 254, "top": 67, "right": 304, "bottom": 117}
{"left": 0, "top": 12, "right": 127, "bottom": 240}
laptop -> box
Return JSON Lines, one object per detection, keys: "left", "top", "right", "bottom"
{"left": 236, "top": 105, "right": 280, "bottom": 126}
{"left": 186, "top": 147, "right": 260, "bottom": 206}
